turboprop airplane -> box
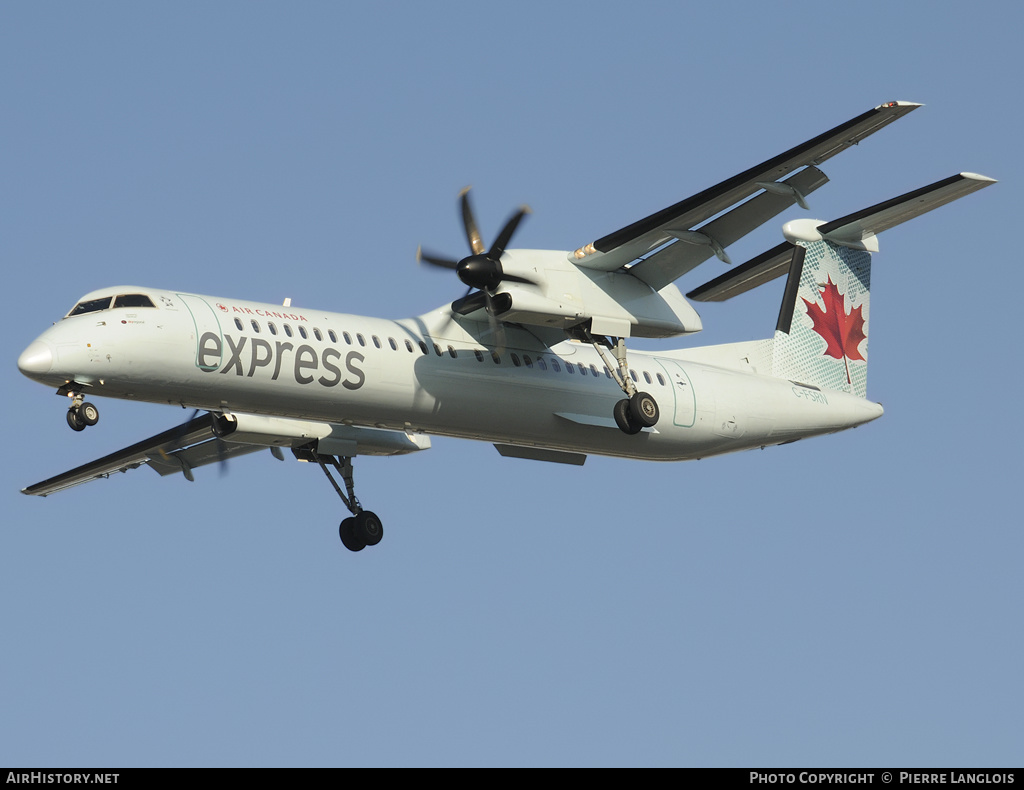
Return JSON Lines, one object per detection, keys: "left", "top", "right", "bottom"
{"left": 17, "top": 101, "right": 995, "bottom": 552}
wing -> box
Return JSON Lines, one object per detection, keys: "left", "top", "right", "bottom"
{"left": 570, "top": 101, "right": 921, "bottom": 289}
{"left": 21, "top": 413, "right": 272, "bottom": 496}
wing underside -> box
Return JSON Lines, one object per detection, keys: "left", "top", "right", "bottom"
{"left": 570, "top": 101, "right": 921, "bottom": 285}
{"left": 21, "top": 413, "right": 268, "bottom": 497}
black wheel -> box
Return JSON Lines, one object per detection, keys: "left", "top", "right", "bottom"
{"left": 629, "top": 391, "right": 659, "bottom": 427}
{"left": 613, "top": 398, "right": 642, "bottom": 435}
{"left": 66, "top": 408, "right": 86, "bottom": 432}
{"left": 79, "top": 402, "right": 99, "bottom": 426}
{"left": 354, "top": 511, "right": 383, "bottom": 546}
{"left": 339, "top": 518, "right": 366, "bottom": 552}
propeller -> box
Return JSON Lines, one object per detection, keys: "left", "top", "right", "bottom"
{"left": 159, "top": 409, "right": 231, "bottom": 478}
{"left": 418, "top": 187, "right": 533, "bottom": 350}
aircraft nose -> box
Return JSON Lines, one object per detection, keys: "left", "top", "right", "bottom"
{"left": 18, "top": 340, "right": 53, "bottom": 376}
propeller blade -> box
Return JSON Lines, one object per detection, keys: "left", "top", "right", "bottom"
{"left": 214, "top": 438, "right": 229, "bottom": 476}
{"left": 499, "top": 272, "right": 535, "bottom": 285}
{"left": 489, "top": 205, "right": 531, "bottom": 259}
{"left": 459, "top": 187, "right": 485, "bottom": 256}
{"left": 482, "top": 290, "right": 506, "bottom": 355}
{"left": 417, "top": 246, "right": 459, "bottom": 270}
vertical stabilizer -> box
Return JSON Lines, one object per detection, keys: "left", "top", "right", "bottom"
{"left": 771, "top": 238, "right": 871, "bottom": 397}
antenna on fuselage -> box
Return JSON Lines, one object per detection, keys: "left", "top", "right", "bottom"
{"left": 283, "top": 298, "right": 292, "bottom": 307}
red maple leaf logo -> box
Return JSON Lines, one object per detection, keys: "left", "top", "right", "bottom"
{"left": 802, "top": 276, "right": 866, "bottom": 383}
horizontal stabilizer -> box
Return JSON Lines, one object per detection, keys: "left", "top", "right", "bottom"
{"left": 687, "top": 242, "right": 804, "bottom": 302}
{"left": 816, "top": 172, "right": 997, "bottom": 247}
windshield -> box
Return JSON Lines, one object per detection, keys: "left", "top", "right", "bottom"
{"left": 67, "top": 296, "right": 112, "bottom": 317}
{"left": 66, "top": 293, "right": 156, "bottom": 317}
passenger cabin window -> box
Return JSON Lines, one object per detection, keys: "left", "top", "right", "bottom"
{"left": 234, "top": 318, "right": 244, "bottom": 331}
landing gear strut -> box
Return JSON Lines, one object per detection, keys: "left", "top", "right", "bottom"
{"left": 308, "top": 449, "right": 384, "bottom": 552}
{"left": 584, "top": 330, "right": 660, "bottom": 435}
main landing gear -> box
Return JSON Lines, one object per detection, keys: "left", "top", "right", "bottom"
{"left": 62, "top": 388, "right": 99, "bottom": 432}
{"left": 306, "top": 449, "right": 384, "bottom": 552}
{"left": 584, "top": 330, "right": 660, "bottom": 435}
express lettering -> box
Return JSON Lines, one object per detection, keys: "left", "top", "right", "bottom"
{"left": 198, "top": 332, "right": 365, "bottom": 390}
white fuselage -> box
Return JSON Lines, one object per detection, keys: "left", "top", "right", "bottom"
{"left": 18, "top": 287, "right": 883, "bottom": 462}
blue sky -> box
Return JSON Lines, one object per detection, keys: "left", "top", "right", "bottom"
{"left": 2, "top": 1, "right": 1020, "bottom": 767}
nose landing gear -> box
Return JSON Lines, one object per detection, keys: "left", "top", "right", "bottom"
{"left": 63, "top": 389, "right": 99, "bottom": 432}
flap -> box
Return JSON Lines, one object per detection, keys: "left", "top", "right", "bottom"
{"left": 629, "top": 167, "right": 827, "bottom": 290}
{"left": 570, "top": 101, "right": 920, "bottom": 273}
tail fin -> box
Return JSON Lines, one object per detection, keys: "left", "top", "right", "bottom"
{"left": 688, "top": 173, "right": 995, "bottom": 397}
{"left": 771, "top": 237, "right": 872, "bottom": 396}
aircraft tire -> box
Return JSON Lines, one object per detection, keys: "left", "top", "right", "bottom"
{"left": 66, "top": 409, "right": 86, "bottom": 432}
{"left": 354, "top": 511, "right": 383, "bottom": 546}
{"left": 339, "top": 518, "right": 366, "bottom": 552}
{"left": 79, "top": 402, "right": 100, "bottom": 426}
{"left": 613, "top": 399, "right": 643, "bottom": 435}
{"left": 629, "top": 391, "right": 659, "bottom": 427}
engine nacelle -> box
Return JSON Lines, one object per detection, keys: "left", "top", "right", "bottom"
{"left": 489, "top": 250, "right": 703, "bottom": 339}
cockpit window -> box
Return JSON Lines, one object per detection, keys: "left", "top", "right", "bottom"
{"left": 68, "top": 297, "right": 113, "bottom": 317}
{"left": 114, "top": 294, "right": 155, "bottom": 309}
{"left": 67, "top": 293, "right": 157, "bottom": 318}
